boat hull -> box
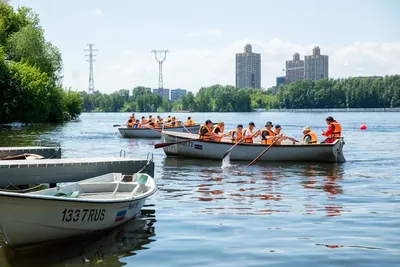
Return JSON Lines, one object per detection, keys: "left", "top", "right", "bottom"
{"left": 118, "top": 125, "right": 200, "bottom": 138}
{"left": 0, "top": 192, "right": 151, "bottom": 249}
{"left": 161, "top": 132, "right": 346, "bottom": 163}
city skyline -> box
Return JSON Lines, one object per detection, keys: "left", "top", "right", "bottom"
{"left": 9, "top": 0, "right": 400, "bottom": 94}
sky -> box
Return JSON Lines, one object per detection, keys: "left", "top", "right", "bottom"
{"left": 9, "top": 0, "right": 400, "bottom": 94}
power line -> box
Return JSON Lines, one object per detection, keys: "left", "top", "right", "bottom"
{"left": 151, "top": 49, "right": 169, "bottom": 90}
{"left": 85, "top": 44, "right": 98, "bottom": 93}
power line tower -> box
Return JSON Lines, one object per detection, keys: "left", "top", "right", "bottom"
{"left": 151, "top": 49, "right": 169, "bottom": 90}
{"left": 85, "top": 44, "right": 98, "bottom": 93}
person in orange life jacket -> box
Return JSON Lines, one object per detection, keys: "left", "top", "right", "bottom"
{"left": 157, "top": 116, "right": 164, "bottom": 124}
{"left": 230, "top": 124, "right": 244, "bottom": 143}
{"left": 167, "top": 116, "right": 172, "bottom": 123}
{"left": 212, "top": 122, "right": 231, "bottom": 141}
{"left": 149, "top": 115, "right": 156, "bottom": 124}
{"left": 260, "top": 121, "right": 279, "bottom": 145}
{"left": 127, "top": 113, "right": 135, "bottom": 125}
{"left": 242, "top": 122, "right": 260, "bottom": 143}
{"left": 184, "top": 117, "right": 195, "bottom": 126}
{"left": 140, "top": 116, "right": 148, "bottom": 125}
{"left": 321, "top": 116, "right": 342, "bottom": 143}
{"left": 166, "top": 116, "right": 177, "bottom": 127}
{"left": 302, "top": 126, "right": 318, "bottom": 144}
{"left": 199, "top": 120, "right": 221, "bottom": 140}
{"left": 127, "top": 119, "right": 134, "bottom": 128}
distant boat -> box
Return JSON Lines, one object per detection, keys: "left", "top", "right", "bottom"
{"left": 254, "top": 108, "right": 266, "bottom": 112}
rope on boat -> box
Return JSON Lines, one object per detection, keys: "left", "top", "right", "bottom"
{"left": 136, "top": 152, "right": 154, "bottom": 174}
{"left": 0, "top": 183, "right": 47, "bottom": 193}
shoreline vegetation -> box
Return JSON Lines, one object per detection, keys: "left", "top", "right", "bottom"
{"left": 82, "top": 75, "right": 400, "bottom": 113}
{"left": 2, "top": 3, "right": 399, "bottom": 125}
{"left": 0, "top": 2, "right": 82, "bottom": 124}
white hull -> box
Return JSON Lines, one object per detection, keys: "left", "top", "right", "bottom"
{"left": 161, "top": 132, "right": 346, "bottom": 163}
{"left": 0, "top": 173, "right": 157, "bottom": 249}
{"left": 118, "top": 125, "right": 200, "bottom": 138}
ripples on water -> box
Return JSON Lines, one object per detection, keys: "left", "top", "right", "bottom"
{"left": 0, "top": 112, "right": 399, "bottom": 267}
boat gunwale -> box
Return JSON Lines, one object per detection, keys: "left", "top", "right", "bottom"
{"left": 161, "top": 131, "right": 343, "bottom": 148}
{"left": 118, "top": 125, "right": 199, "bottom": 131}
{"left": 0, "top": 184, "right": 157, "bottom": 204}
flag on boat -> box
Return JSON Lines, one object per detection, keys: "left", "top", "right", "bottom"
{"left": 115, "top": 210, "right": 127, "bottom": 222}
{"left": 194, "top": 144, "right": 203, "bottom": 150}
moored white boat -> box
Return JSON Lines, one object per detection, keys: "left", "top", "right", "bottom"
{"left": 0, "top": 172, "right": 157, "bottom": 250}
{"left": 118, "top": 124, "right": 200, "bottom": 138}
{"left": 160, "top": 131, "right": 346, "bottom": 163}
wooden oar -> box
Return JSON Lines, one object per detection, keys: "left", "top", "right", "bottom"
{"left": 154, "top": 137, "right": 209, "bottom": 149}
{"left": 222, "top": 130, "right": 260, "bottom": 160}
{"left": 113, "top": 124, "right": 124, "bottom": 127}
{"left": 246, "top": 138, "right": 279, "bottom": 167}
{"left": 222, "top": 139, "right": 243, "bottom": 159}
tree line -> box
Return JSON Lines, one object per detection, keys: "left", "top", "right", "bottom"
{"left": 0, "top": 2, "right": 82, "bottom": 123}
{"left": 81, "top": 75, "right": 400, "bottom": 113}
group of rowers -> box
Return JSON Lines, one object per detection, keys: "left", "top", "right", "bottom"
{"left": 126, "top": 113, "right": 196, "bottom": 128}
{"left": 198, "top": 116, "right": 342, "bottom": 145}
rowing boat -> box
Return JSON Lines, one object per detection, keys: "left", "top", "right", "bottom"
{"left": 118, "top": 124, "right": 200, "bottom": 138}
{"left": 160, "top": 131, "right": 346, "bottom": 163}
{"left": 0, "top": 172, "right": 157, "bottom": 250}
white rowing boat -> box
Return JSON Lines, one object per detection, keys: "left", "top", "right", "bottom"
{"left": 0, "top": 172, "right": 157, "bottom": 250}
{"left": 118, "top": 124, "right": 200, "bottom": 138}
{"left": 160, "top": 131, "right": 346, "bottom": 163}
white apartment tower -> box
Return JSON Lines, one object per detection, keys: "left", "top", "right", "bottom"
{"left": 235, "top": 44, "right": 261, "bottom": 89}
{"left": 304, "top": 46, "right": 329, "bottom": 80}
{"left": 285, "top": 53, "right": 304, "bottom": 83}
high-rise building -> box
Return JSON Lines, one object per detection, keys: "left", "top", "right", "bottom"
{"left": 171, "top": 88, "right": 187, "bottom": 101}
{"left": 153, "top": 88, "right": 170, "bottom": 99}
{"left": 276, "top": 76, "right": 286, "bottom": 87}
{"left": 235, "top": 44, "right": 261, "bottom": 89}
{"left": 285, "top": 53, "right": 304, "bottom": 83}
{"left": 304, "top": 46, "right": 329, "bottom": 81}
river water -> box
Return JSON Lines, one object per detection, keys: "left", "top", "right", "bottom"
{"left": 0, "top": 112, "right": 399, "bottom": 267}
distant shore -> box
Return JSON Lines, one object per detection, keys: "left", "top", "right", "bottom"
{"left": 268, "top": 108, "right": 400, "bottom": 112}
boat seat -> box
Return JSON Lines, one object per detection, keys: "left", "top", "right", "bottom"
{"left": 54, "top": 191, "right": 80, "bottom": 198}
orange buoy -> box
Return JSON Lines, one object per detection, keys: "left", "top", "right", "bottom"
{"left": 360, "top": 124, "right": 367, "bottom": 130}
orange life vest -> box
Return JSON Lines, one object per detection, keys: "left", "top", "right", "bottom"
{"left": 198, "top": 124, "right": 210, "bottom": 139}
{"left": 260, "top": 129, "right": 275, "bottom": 145}
{"left": 242, "top": 128, "right": 254, "bottom": 143}
{"left": 302, "top": 132, "right": 317, "bottom": 144}
{"left": 330, "top": 122, "right": 342, "bottom": 139}
{"left": 212, "top": 125, "right": 222, "bottom": 134}
{"left": 231, "top": 130, "right": 243, "bottom": 143}
{"left": 127, "top": 121, "right": 133, "bottom": 128}
{"left": 187, "top": 119, "right": 195, "bottom": 126}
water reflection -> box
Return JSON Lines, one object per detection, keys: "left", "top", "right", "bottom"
{"left": 0, "top": 124, "right": 60, "bottom": 147}
{"left": 162, "top": 158, "right": 345, "bottom": 216}
{"left": 0, "top": 209, "right": 156, "bottom": 267}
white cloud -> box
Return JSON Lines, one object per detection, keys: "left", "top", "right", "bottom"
{"left": 88, "top": 9, "right": 102, "bottom": 16}
{"left": 65, "top": 38, "right": 400, "bottom": 93}
{"left": 123, "top": 49, "right": 135, "bottom": 55}
{"left": 186, "top": 29, "right": 223, "bottom": 37}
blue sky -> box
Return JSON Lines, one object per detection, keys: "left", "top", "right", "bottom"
{"left": 9, "top": 0, "right": 400, "bottom": 93}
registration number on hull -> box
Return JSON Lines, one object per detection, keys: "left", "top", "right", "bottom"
{"left": 61, "top": 208, "right": 106, "bottom": 222}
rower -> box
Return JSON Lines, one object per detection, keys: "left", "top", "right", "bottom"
{"left": 149, "top": 115, "right": 156, "bottom": 124}
{"left": 322, "top": 116, "right": 342, "bottom": 143}
{"left": 242, "top": 122, "right": 260, "bottom": 143}
{"left": 127, "top": 119, "right": 134, "bottom": 128}
{"left": 157, "top": 116, "right": 163, "bottom": 124}
{"left": 199, "top": 120, "right": 220, "bottom": 140}
{"left": 230, "top": 124, "right": 243, "bottom": 143}
{"left": 212, "top": 122, "right": 230, "bottom": 141}
{"left": 140, "top": 116, "right": 148, "bottom": 124}
{"left": 133, "top": 119, "right": 140, "bottom": 128}
{"left": 185, "top": 117, "right": 195, "bottom": 126}
{"left": 260, "top": 121, "right": 277, "bottom": 145}
{"left": 167, "top": 116, "right": 172, "bottom": 123}
{"left": 302, "top": 126, "right": 318, "bottom": 144}
{"left": 273, "top": 125, "right": 288, "bottom": 145}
